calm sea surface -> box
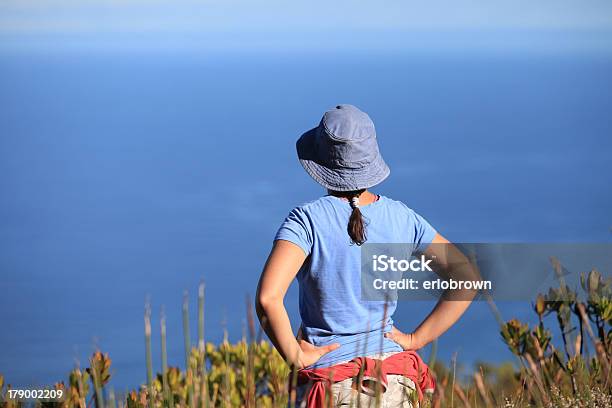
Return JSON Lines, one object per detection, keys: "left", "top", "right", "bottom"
{"left": 1, "top": 50, "right": 611, "bottom": 389}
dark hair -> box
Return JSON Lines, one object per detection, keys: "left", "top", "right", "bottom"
{"left": 344, "top": 189, "right": 367, "bottom": 246}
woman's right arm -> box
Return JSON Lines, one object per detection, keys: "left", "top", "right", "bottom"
{"left": 256, "top": 239, "right": 339, "bottom": 368}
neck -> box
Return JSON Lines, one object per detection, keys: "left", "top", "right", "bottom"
{"left": 328, "top": 189, "right": 378, "bottom": 206}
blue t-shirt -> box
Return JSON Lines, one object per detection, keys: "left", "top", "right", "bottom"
{"left": 274, "top": 195, "right": 437, "bottom": 368}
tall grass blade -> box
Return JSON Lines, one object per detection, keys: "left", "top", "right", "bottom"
{"left": 183, "top": 291, "right": 192, "bottom": 369}
{"left": 244, "top": 297, "right": 256, "bottom": 408}
{"left": 107, "top": 388, "right": 116, "bottom": 408}
{"left": 198, "top": 282, "right": 205, "bottom": 351}
{"left": 450, "top": 352, "right": 457, "bottom": 408}
{"left": 198, "top": 282, "right": 210, "bottom": 408}
{"left": 144, "top": 300, "right": 154, "bottom": 404}
{"left": 429, "top": 338, "right": 438, "bottom": 368}
{"left": 183, "top": 291, "right": 195, "bottom": 408}
{"left": 161, "top": 306, "right": 172, "bottom": 407}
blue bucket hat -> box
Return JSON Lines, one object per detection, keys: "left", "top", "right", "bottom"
{"left": 296, "top": 104, "right": 390, "bottom": 192}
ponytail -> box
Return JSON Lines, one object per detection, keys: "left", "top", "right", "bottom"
{"left": 346, "top": 190, "right": 367, "bottom": 246}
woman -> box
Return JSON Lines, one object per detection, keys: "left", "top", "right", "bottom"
{"left": 256, "top": 104, "right": 474, "bottom": 407}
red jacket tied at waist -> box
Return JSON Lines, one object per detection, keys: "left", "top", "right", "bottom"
{"left": 297, "top": 350, "right": 435, "bottom": 408}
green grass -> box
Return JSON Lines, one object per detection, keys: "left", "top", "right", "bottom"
{"left": 0, "top": 266, "right": 610, "bottom": 407}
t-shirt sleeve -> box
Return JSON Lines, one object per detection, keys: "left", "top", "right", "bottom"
{"left": 409, "top": 209, "right": 437, "bottom": 253}
{"left": 274, "top": 207, "right": 313, "bottom": 256}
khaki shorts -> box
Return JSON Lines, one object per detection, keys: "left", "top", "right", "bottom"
{"left": 295, "top": 352, "right": 418, "bottom": 408}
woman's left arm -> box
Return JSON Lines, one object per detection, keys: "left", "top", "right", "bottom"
{"left": 386, "top": 233, "right": 478, "bottom": 350}
{"left": 256, "top": 239, "right": 339, "bottom": 368}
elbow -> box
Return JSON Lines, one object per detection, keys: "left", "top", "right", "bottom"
{"left": 256, "top": 293, "right": 281, "bottom": 309}
{"left": 255, "top": 292, "right": 282, "bottom": 316}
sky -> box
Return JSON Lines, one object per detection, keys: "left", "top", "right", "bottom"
{"left": 1, "top": 0, "right": 612, "bottom": 53}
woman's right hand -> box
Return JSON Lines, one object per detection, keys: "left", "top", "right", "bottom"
{"left": 296, "top": 339, "right": 340, "bottom": 369}
{"left": 384, "top": 326, "right": 423, "bottom": 350}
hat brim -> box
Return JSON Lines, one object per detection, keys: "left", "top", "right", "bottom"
{"left": 296, "top": 127, "right": 390, "bottom": 192}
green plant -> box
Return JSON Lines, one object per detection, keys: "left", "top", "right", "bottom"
{"left": 1, "top": 264, "right": 609, "bottom": 407}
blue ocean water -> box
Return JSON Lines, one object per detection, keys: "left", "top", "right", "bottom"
{"left": 0, "top": 50, "right": 610, "bottom": 390}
